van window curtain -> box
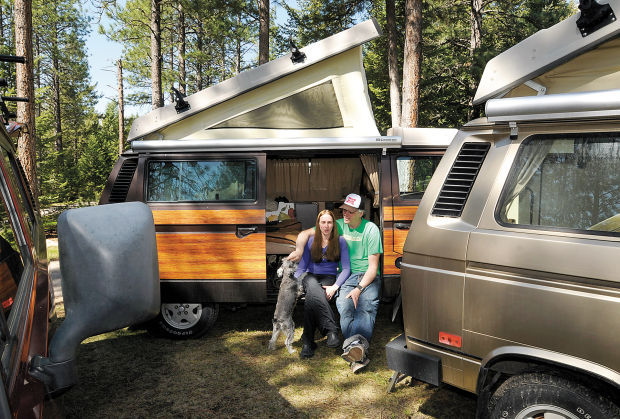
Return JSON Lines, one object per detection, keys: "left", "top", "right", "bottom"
{"left": 501, "top": 138, "right": 554, "bottom": 217}
{"left": 267, "top": 158, "right": 362, "bottom": 202}
{"left": 360, "top": 154, "right": 379, "bottom": 207}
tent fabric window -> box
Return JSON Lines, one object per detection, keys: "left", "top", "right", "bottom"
{"left": 267, "top": 158, "right": 362, "bottom": 202}
{"left": 211, "top": 82, "right": 344, "bottom": 130}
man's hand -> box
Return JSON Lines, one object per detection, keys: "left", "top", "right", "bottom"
{"left": 323, "top": 284, "right": 339, "bottom": 300}
{"left": 345, "top": 287, "right": 362, "bottom": 309}
{"left": 287, "top": 249, "right": 302, "bottom": 262}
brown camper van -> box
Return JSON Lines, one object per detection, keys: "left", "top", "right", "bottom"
{"left": 99, "top": 20, "right": 454, "bottom": 339}
{"left": 387, "top": 2, "right": 620, "bottom": 418}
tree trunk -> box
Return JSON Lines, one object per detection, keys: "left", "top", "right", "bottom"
{"left": 117, "top": 59, "right": 125, "bottom": 155}
{"left": 401, "top": 0, "right": 423, "bottom": 128}
{"left": 15, "top": 0, "right": 38, "bottom": 201}
{"left": 196, "top": 26, "right": 203, "bottom": 91}
{"left": 386, "top": 0, "right": 401, "bottom": 128}
{"left": 52, "top": 29, "right": 62, "bottom": 152}
{"left": 178, "top": 3, "right": 186, "bottom": 95}
{"left": 258, "top": 0, "right": 269, "bottom": 65}
{"left": 235, "top": 13, "right": 241, "bottom": 74}
{"left": 469, "top": 0, "right": 483, "bottom": 118}
{"left": 150, "top": 0, "right": 163, "bottom": 109}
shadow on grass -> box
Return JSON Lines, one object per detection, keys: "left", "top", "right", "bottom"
{"left": 57, "top": 302, "right": 477, "bottom": 418}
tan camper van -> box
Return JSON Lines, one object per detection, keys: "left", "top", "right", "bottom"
{"left": 99, "top": 20, "right": 453, "bottom": 339}
{"left": 387, "top": 2, "right": 620, "bottom": 418}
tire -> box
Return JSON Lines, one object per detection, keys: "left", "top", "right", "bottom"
{"left": 487, "top": 372, "right": 620, "bottom": 419}
{"left": 147, "top": 303, "right": 219, "bottom": 339}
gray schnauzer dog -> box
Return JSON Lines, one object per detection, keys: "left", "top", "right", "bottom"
{"left": 268, "top": 258, "right": 304, "bottom": 353}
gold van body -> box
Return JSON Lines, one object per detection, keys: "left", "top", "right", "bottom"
{"left": 389, "top": 2, "right": 620, "bottom": 417}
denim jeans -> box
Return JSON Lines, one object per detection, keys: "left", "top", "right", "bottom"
{"left": 336, "top": 272, "right": 381, "bottom": 343}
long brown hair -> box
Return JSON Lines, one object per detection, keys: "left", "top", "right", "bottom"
{"left": 310, "top": 210, "right": 340, "bottom": 262}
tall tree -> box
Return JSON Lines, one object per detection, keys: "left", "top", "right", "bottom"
{"left": 117, "top": 59, "right": 125, "bottom": 155}
{"left": 177, "top": 2, "right": 186, "bottom": 94}
{"left": 386, "top": 0, "right": 401, "bottom": 127}
{"left": 14, "top": 0, "right": 38, "bottom": 200}
{"left": 150, "top": 0, "right": 162, "bottom": 108}
{"left": 258, "top": 0, "right": 269, "bottom": 64}
{"left": 401, "top": 0, "right": 422, "bottom": 127}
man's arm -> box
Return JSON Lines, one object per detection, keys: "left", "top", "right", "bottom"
{"left": 345, "top": 253, "right": 380, "bottom": 308}
{"left": 287, "top": 227, "right": 315, "bottom": 262}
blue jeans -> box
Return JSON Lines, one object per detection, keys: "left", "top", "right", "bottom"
{"left": 336, "top": 272, "right": 381, "bottom": 343}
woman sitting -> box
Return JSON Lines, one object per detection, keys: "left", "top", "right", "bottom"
{"left": 294, "top": 209, "right": 350, "bottom": 358}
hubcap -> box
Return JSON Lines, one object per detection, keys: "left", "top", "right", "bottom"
{"left": 161, "top": 303, "right": 202, "bottom": 329}
{"left": 514, "top": 405, "right": 579, "bottom": 419}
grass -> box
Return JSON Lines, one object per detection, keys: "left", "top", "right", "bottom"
{"left": 51, "top": 303, "right": 476, "bottom": 418}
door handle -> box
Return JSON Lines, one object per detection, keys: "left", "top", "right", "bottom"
{"left": 236, "top": 226, "right": 258, "bottom": 238}
{"left": 394, "top": 223, "right": 411, "bottom": 230}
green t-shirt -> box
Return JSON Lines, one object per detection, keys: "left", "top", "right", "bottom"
{"left": 336, "top": 218, "right": 383, "bottom": 275}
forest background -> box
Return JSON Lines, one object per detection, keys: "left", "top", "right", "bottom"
{"left": 1, "top": 0, "right": 575, "bottom": 230}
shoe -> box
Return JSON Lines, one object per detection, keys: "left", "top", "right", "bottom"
{"left": 341, "top": 343, "right": 365, "bottom": 363}
{"left": 350, "top": 358, "right": 370, "bottom": 373}
{"left": 300, "top": 341, "right": 317, "bottom": 359}
{"left": 326, "top": 331, "right": 341, "bottom": 348}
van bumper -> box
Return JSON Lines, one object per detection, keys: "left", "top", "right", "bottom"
{"left": 386, "top": 334, "right": 441, "bottom": 386}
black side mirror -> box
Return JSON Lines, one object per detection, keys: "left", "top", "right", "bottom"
{"left": 29, "top": 202, "right": 160, "bottom": 397}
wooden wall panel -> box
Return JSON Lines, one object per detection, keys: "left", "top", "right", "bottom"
{"left": 383, "top": 253, "right": 400, "bottom": 275}
{"left": 152, "top": 209, "right": 265, "bottom": 225}
{"left": 383, "top": 206, "right": 417, "bottom": 222}
{"left": 157, "top": 232, "right": 266, "bottom": 280}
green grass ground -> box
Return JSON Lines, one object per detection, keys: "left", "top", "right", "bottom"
{"left": 52, "top": 303, "right": 476, "bottom": 418}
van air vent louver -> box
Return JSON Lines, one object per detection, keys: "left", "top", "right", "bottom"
{"left": 431, "top": 142, "right": 490, "bottom": 217}
{"left": 108, "top": 159, "right": 138, "bottom": 203}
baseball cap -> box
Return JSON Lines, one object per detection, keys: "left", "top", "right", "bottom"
{"left": 340, "top": 193, "right": 362, "bottom": 211}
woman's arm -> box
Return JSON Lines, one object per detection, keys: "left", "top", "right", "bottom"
{"left": 323, "top": 237, "right": 350, "bottom": 300}
{"left": 334, "top": 237, "right": 351, "bottom": 287}
{"left": 294, "top": 237, "right": 313, "bottom": 278}
{"left": 287, "top": 227, "right": 316, "bottom": 262}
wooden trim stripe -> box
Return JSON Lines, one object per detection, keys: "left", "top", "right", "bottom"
{"left": 156, "top": 232, "right": 266, "bottom": 280}
{"left": 152, "top": 209, "right": 265, "bottom": 225}
{"left": 383, "top": 253, "right": 401, "bottom": 275}
{"left": 383, "top": 205, "right": 418, "bottom": 222}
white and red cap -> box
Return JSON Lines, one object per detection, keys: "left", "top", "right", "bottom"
{"left": 340, "top": 193, "right": 362, "bottom": 211}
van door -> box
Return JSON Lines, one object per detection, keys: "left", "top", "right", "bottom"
{"left": 466, "top": 132, "right": 620, "bottom": 376}
{"left": 143, "top": 153, "right": 267, "bottom": 304}
{"left": 382, "top": 152, "right": 443, "bottom": 280}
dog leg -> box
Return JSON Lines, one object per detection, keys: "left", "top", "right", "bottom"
{"left": 268, "top": 322, "right": 280, "bottom": 350}
{"left": 284, "top": 320, "right": 296, "bottom": 354}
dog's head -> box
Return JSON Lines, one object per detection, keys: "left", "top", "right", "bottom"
{"left": 277, "top": 258, "right": 298, "bottom": 279}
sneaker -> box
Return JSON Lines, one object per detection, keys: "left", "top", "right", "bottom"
{"left": 300, "top": 341, "right": 317, "bottom": 359}
{"left": 350, "top": 358, "right": 370, "bottom": 373}
{"left": 326, "top": 331, "right": 341, "bottom": 348}
{"left": 341, "top": 343, "right": 365, "bottom": 363}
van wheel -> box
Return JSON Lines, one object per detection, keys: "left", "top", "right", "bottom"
{"left": 148, "top": 303, "right": 219, "bottom": 339}
{"left": 486, "top": 372, "right": 620, "bottom": 419}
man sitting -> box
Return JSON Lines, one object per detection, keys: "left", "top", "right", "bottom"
{"left": 288, "top": 193, "right": 382, "bottom": 372}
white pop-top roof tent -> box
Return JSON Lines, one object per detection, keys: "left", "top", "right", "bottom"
{"left": 128, "top": 19, "right": 382, "bottom": 143}
{"left": 474, "top": 0, "right": 620, "bottom": 105}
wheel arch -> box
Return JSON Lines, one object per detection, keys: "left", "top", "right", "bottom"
{"left": 475, "top": 345, "right": 620, "bottom": 418}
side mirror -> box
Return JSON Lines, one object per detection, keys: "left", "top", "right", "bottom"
{"left": 29, "top": 202, "right": 160, "bottom": 397}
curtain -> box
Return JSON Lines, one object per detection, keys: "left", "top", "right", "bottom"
{"left": 501, "top": 139, "right": 554, "bottom": 217}
{"left": 360, "top": 154, "right": 380, "bottom": 207}
{"left": 267, "top": 158, "right": 362, "bottom": 202}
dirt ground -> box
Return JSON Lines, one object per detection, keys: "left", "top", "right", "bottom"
{"left": 48, "top": 303, "right": 476, "bottom": 418}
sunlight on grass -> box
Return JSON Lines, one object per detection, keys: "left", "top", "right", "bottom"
{"left": 60, "top": 304, "right": 477, "bottom": 418}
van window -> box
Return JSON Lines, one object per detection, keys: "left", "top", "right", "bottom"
{"left": 146, "top": 159, "right": 257, "bottom": 202}
{"left": 497, "top": 134, "right": 620, "bottom": 235}
{"left": 211, "top": 82, "right": 343, "bottom": 130}
{"left": 396, "top": 156, "right": 442, "bottom": 200}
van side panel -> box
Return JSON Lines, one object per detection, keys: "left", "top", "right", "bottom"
{"left": 465, "top": 230, "right": 620, "bottom": 372}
